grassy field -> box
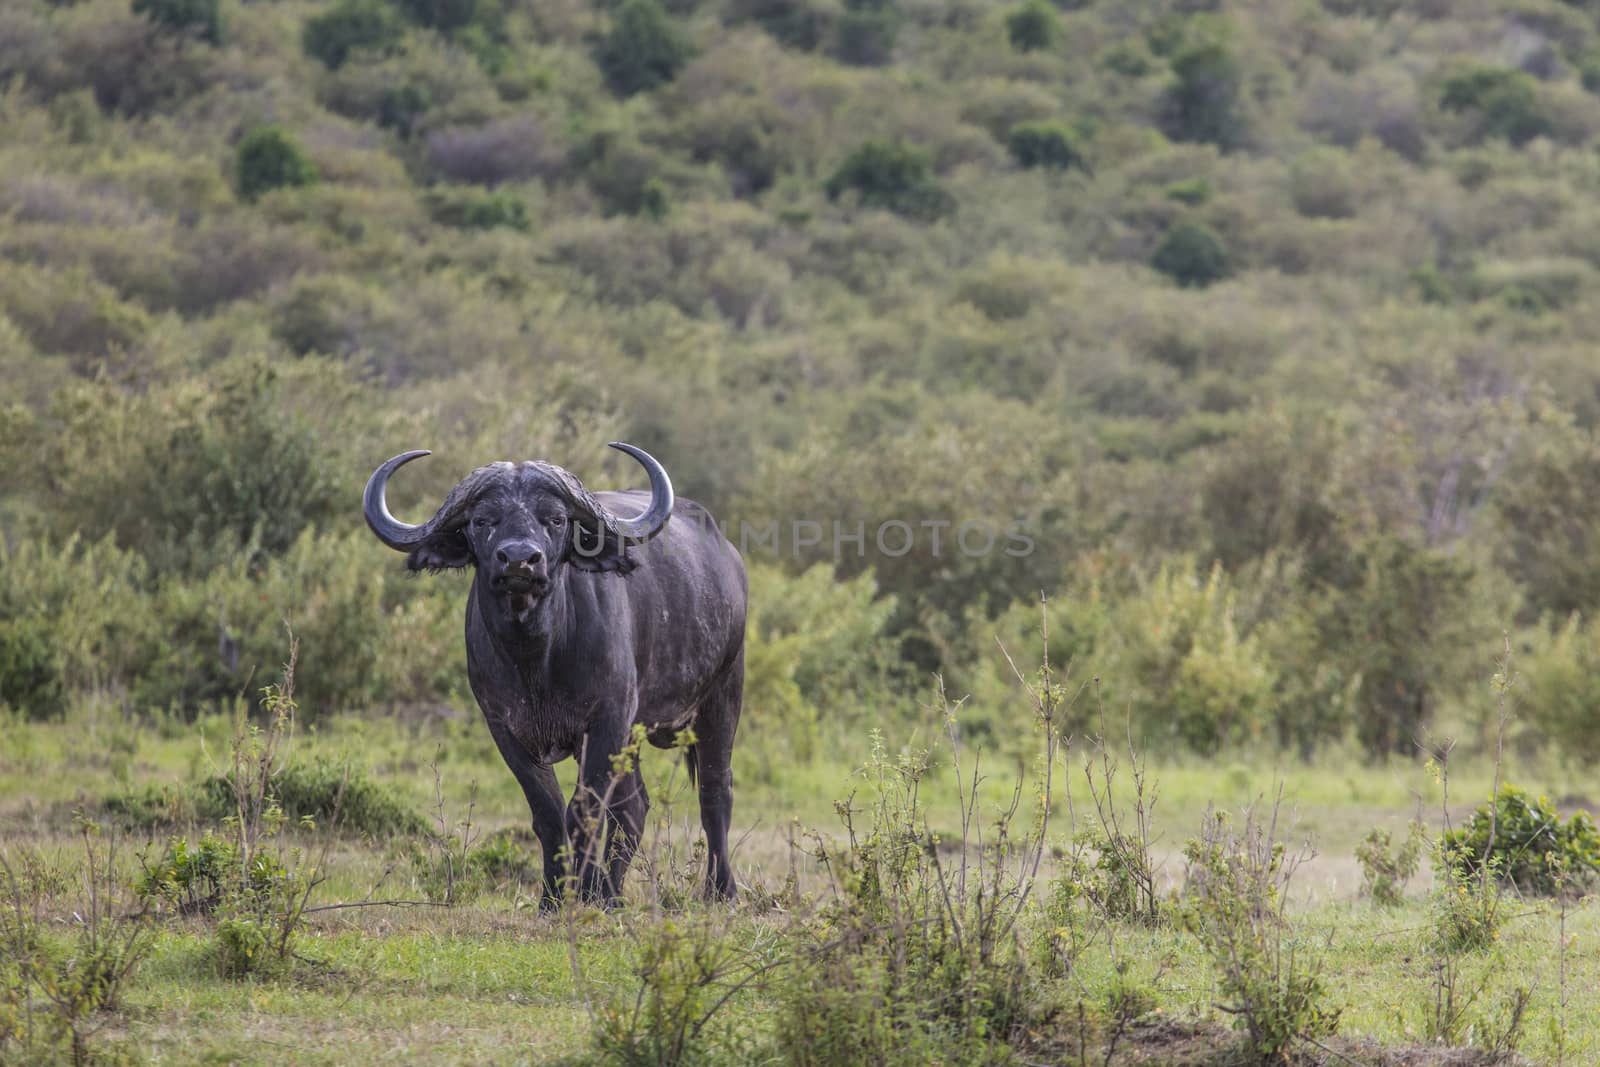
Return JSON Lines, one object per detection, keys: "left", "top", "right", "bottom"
{"left": 2, "top": 694, "right": 1596, "bottom": 1066}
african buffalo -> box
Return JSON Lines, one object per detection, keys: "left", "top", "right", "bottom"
{"left": 363, "top": 444, "right": 746, "bottom": 905}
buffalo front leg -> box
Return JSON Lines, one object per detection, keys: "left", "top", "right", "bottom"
{"left": 568, "top": 725, "right": 649, "bottom": 907}
{"left": 481, "top": 712, "right": 569, "bottom": 909}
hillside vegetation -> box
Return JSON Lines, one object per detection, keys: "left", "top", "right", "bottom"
{"left": 6, "top": 0, "right": 1600, "bottom": 763}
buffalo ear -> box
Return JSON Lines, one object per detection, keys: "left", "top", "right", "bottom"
{"left": 566, "top": 521, "right": 639, "bottom": 575}
{"left": 406, "top": 529, "right": 473, "bottom": 572}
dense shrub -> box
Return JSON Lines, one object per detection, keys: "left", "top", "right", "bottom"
{"left": 728, "top": 0, "right": 832, "bottom": 50}
{"left": 1004, "top": 0, "right": 1058, "bottom": 54}
{"left": 302, "top": 0, "right": 404, "bottom": 70}
{"left": 0, "top": 535, "right": 149, "bottom": 720}
{"left": 424, "top": 188, "right": 530, "bottom": 230}
{"left": 393, "top": 0, "right": 487, "bottom": 33}
{"left": 1005, "top": 121, "right": 1086, "bottom": 171}
{"left": 596, "top": 0, "right": 693, "bottom": 97}
{"left": 131, "top": 0, "right": 221, "bottom": 44}
{"left": 1441, "top": 785, "right": 1600, "bottom": 896}
{"left": 830, "top": 0, "right": 898, "bottom": 67}
{"left": 424, "top": 113, "right": 567, "bottom": 186}
{"left": 1151, "top": 220, "right": 1230, "bottom": 287}
{"left": 197, "top": 759, "right": 426, "bottom": 837}
{"left": 1289, "top": 147, "right": 1357, "bottom": 219}
{"left": 1163, "top": 38, "right": 1245, "bottom": 148}
{"left": 1440, "top": 65, "right": 1551, "bottom": 146}
{"left": 824, "top": 140, "right": 954, "bottom": 220}
{"left": 236, "top": 126, "right": 318, "bottom": 202}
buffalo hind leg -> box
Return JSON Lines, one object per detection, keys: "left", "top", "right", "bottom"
{"left": 694, "top": 653, "right": 742, "bottom": 901}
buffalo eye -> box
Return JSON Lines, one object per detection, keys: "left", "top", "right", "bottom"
{"left": 546, "top": 514, "right": 566, "bottom": 529}
{"left": 473, "top": 515, "right": 496, "bottom": 529}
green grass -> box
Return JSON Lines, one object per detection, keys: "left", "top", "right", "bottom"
{"left": 3, "top": 706, "right": 1596, "bottom": 1064}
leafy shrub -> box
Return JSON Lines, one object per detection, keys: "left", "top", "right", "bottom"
{"left": 1441, "top": 785, "right": 1600, "bottom": 897}
{"left": 302, "top": 0, "right": 404, "bottom": 70}
{"left": 830, "top": 0, "right": 898, "bottom": 67}
{"left": 1163, "top": 37, "right": 1245, "bottom": 148}
{"left": 424, "top": 188, "right": 530, "bottom": 231}
{"left": 393, "top": 0, "right": 486, "bottom": 32}
{"left": 1440, "top": 65, "right": 1552, "bottom": 145}
{"left": 728, "top": 0, "right": 832, "bottom": 51}
{"left": 200, "top": 758, "right": 426, "bottom": 838}
{"left": 236, "top": 126, "right": 318, "bottom": 202}
{"left": 1004, "top": 0, "right": 1058, "bottom": 54}
{"left": 215, "top": 915, "right": 282, "bottom": 978}
{"left": 1183, "top": 807, "right": 1341, "bottom": 1061}
{"left": 742, "top": 564, "right": 900, "bottom": 772}
{"left": 593, "top": 916, "right": 767, "bottom": 1066}
{"left": 825, "top": 140, "right": 954, "bottom": 221}
{"left": 1097, "top": 560, "right": 1275, "bottom": 752}
{"left": 1005, "top": 121, "right": 1085, "bottom": 171}
{"left": 424, "top": 113, "right": 568, "bottom": 186}
{"left": 131, "top": 0, "right": 221, "bottom": 44}
{"left": 1151, "top": 220, "right": 1230, "bottom": 287}
{"left": 1355, "top": 822, "right": 1425, "bottom": 907}
{"left": 596, "top": 0, "right": 693, "bottom": 97}
{"left": 1430, "top": 839, "right": 1505, "bottom": 953}
{"left": 0, "top": 535, "right": 149, "bottom": 720}
{"left": 1289, "top": 147, "right": 1357, "bottom": 219}
{"left": 135, "top": 833, "right": 248, "bottom": 915}
{"left": 0, "top": 821, "right": 152, "bottom": 1065}
{"left": 774, "top": 737, "right": 1038, "bottom": 1065}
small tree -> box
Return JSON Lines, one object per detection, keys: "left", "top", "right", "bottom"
{"left": 1006, "top": 121, "right": 1086, "bottom": 171}
{"left": 596, "top": 0, "right": 693, "bottom": 97}
{"left": 1440, "top": 65, "right": 1551, "bottom": 146}
{"left": 131, "top": 0, "right": 222, "bottom": 43}
{"left": 236, "top": 127, "right": 319, "bottom": 202}
{"left": 1004, "top": 0, "right": 1058, "bottom": 54}
{"left": 831, "top": 0, "right": 899, "bottom": 67}
{"left": 394, "top": 0, "right": 482, "bottom": 32}
{"left": 302, "top": 0, "right": 404, "bottom": 70}
{"left": 1152, "top": 220, "right": 1230, "bottom": 288}
{"left": 825, "top": 140, "right": 954, "bottom": 221}
{"left": 1163, "top": 38, "right": 1244, "bottom": 148}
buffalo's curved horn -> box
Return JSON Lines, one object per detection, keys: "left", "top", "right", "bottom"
{"left": 601, "top": 442, "right": 674, "bottom": 543}
{"left": 363, "top": 449, "right": 434, "bottom": 550}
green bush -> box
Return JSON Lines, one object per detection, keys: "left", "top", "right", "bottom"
{"left": 1004, "top": 0, "right": 1058, "bottom": 54}
{"left": 302, "top": 0, "right": 404, "bottom": 70}
{"left": 1005, "top": 121, "right": 1085, "bottom": 171}
{"left": 134, "top": 833, "right": 246, "bottom": 915}
{"left": 1097, "top": 560, "right": 1276, "bottom": 752}
{"left": 236, "top": 126, "right": 319, "bottom": 202}
{"left": 825, "top": 140, "right": 954, "bottom": 221}
{"left": 1289, "top": 147, "right": 1357, "bottom": 219}
{"left": 1355, "top": 822, "right": 1425, "bottom": 907}
{"left": 1440, "top": 65, "right": 1551, "bottom": 145}
{"left": 728, "top": 0, "right": 832, "bottom": 51}
{"left": 203, "top": 759, "right": 426, "bottom": 837}
{"left": 424, "top": 188, "right": 531, "bottom": 231}
{"left": 1163, "top": 38, "right": 1245, "bottom": 148}
{"left": 393, "top": 0, "right": 487, "bottom": 33}
{"left": 830, "top": 0, "right": 899, "bottom": 67}
{"left": 0, "top": 535, "right": 150, "bottom": 720}
{"left": 596, "top": 0, "right": 693, "bottom": 97}
{"left": 1440, "top": 785, "right": 1600, "bottom": 897}
{"left": 131, "top": 0, "right": 222, "bottom": 43}
{"left": 1183, "top": 808, "right": 1341, "bottom": 1060}
{"left": 1151, "top": 220, "right": 1230, "bottom": 287}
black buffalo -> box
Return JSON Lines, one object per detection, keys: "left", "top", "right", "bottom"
{"left": 363, "top": 444, "right": 746, "bottom": 904}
